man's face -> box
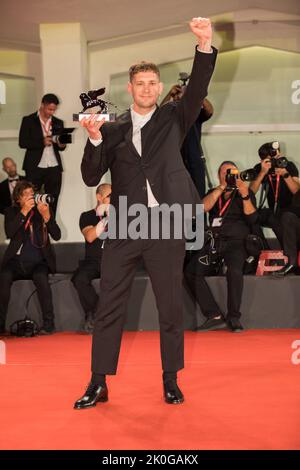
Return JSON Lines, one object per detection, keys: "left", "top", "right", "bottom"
{"left": 18, "top": 187, "right": 34, "bottom": 207}
{"left": 219, "top": 164, "right": 238, "bottom": 187}
{"left": 40, "top": 102, "right": 57, "bottom": 119}
{"left": 3, "top": 159, "right": 17, "bottom": 178}
{"left": 127, "top": 71, "right": 163, "bottom": 113}
{"left": 96, "top": 186, "right": 112, "bottom": 205}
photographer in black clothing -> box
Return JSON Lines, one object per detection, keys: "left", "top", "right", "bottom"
{"left": 184, "top": 161, "right": 258, "bottom": 332}
{"left": 0, "top": 180, "right": 61, "bottom": 335}
{"left": 71, "top": 183, "right": 111, "bottom": 333}
{"left": 250, "top": 141, "right": 300, "bottom": 245}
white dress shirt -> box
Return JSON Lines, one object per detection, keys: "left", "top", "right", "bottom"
{"left": 37, "top": 112, "right": 59, "bottom": 168}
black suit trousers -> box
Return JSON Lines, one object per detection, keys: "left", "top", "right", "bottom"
{"left": 91, "top": 237, "right": 186, "bottom": 375}
{"left": 71, "top": 260, "right": 100, "bottom": 316}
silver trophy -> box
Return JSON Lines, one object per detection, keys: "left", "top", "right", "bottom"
{"left": 73, "top": 87, "right": 117, "bottom": 122}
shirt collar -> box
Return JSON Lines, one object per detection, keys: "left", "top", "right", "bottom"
{"left": 130, "top": 105, "right": 156, "bottom": 126}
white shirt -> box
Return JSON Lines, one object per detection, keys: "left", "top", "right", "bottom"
{"left": 37, "top": 112, "right": 59, "bottom": 168}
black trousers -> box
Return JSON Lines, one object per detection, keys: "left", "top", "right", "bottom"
{"left": 0, "top": 259, "right": 54, "bottom": 329}
{"left": 71, "top": 260, "right": 100, "bottom": 316}
{"left": 91, "top": 237, "right": 186, "bottom": 375}
{"left": 184, "top": 239, "right": 247, "bottom": 320}
{"left": 280, "top": 211, "right": 300, "bottom": 266}
{"left": 258, "top": 208, "right": 283, "bottom": 246}
{"left": 26, "top": 166, "right": 62, "bottom": 216}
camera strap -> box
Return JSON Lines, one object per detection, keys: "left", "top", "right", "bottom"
{"left": 218, "top": 191, "right": 235, "bottom": 217}
{"left": 24, "top": 210, "right": 48, "bottom": 248}
{"left": 268, "top": 174, "right": 280, "bottom": 213}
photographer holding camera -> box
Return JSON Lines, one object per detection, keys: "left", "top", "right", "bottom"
{"left": 19, "top": 93, "right": 69, "bottom": 216}
{"left": 0, "top": 180, "right": 61, "bottom": 335}
{"left": 249, "top": 141, "right": 300, "bottom": 244}
{"left": 184, "top": 161, "right": 258, "bottom": 332}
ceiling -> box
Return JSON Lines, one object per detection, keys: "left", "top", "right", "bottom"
{"left": 0, "top": 0, "right": 299, "bottom": 51}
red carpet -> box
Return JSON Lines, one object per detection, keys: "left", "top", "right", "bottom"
{"left": 0, "top": 330, "right": 299, "bottom": 450}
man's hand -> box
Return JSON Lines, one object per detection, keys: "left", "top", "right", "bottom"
{"left": 20, "top": 195, "right": 35, "bottom": 216}
{"left": 189, "top": 17, "right": 212, "bottom": 52}
{"left": 37, "top": 202, "right": 51, "bottom": 223}
{"left": 236, "top": 178, "right": 249, "bottom": 198}
{"left": 80, "top": 114, "right": 106, "bottom": 140}
{"left": 275, "top": 168, "right": 288, "bottom": 177}
{"left": 260, "top": 158, "right": 272, "bottom": 175}
{"left": 44, "top": 136, "right": 52, "bottom": 147}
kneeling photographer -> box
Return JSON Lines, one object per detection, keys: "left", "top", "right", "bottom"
{"left": 184, "top": 161, "right": 258, "bottom": 332}
{"left": 0, "top": 180, "right": 61, "bottom": 335}
{"left": 249, "top": 141, "right": 300, "bottom": 245}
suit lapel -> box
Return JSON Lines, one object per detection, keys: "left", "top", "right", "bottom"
{"left": 119, "top": 111, "right": 141, "bottom": 160}
{"left": 140, "top": 106, "right": 160, "bottom": 159}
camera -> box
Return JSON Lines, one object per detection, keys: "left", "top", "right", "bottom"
{"left": 225, "top": 168, "right": 257, "bottom": 190}
{"left": 270, "top": 156, "right": 288, "bottom": 172}
{"left": 52, "top": 126, "right": 75, "bottom": 144}
{"left": 34, "top": 193, "right": 54, "bottom": 205}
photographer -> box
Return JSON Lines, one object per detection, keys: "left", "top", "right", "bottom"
{"left": 0, "top": 180, "right": 61, "bottom": 335}
{"left": 184, "top": 161, "right": 258, "bottom": 332}
{"left": 249, "top": 141, "right": 300, "bottom": 244}
{"left": 0, "top": 157, "right": 25, "bottom": 215}
{"left": 71, "top": 183, "right": 111, "bottom": 333}
{"left": 19, "top": 93, "right": 68, "bottom": 216}
{"left": 161, "top": 85, "right": 213, "bottom": 198}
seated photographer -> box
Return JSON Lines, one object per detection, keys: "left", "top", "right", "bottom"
{"left": 0, "top": 180, "right": 61, "bottom": 335}
{"left": 71, "top": 183, "right": 111, "bottom": 333}
{"left": 184, "top": 161, "right": 258, "bottom": 332}
{"left": 249, "top": 141, "right": 300, "bottom": 245}
{"left": 161, "top": 84, "right": 213, "bottom": 198}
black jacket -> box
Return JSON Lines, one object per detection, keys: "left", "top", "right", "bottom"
{"left": 0, "top": 176, "right": 26, "bottom": 215}
{"left": 1, "top": 205, "right": 61, "bottom": 273}
{"left": 19, "top": 113, "right": 66, "bottom": 173}
{"left": 81, "top": 47, "right": 218, "bottom": 214}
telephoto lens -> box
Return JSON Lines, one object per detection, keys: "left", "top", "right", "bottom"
{"left": 34, "top": 193, "right": 54, "bottom": 205}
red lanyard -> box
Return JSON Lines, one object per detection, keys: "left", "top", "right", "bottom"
{"left": 218, "top": 195, "right": 232, "bottom": 217}
{"left": 268, "top": 174, "right": 280, "bottom": 203}
{"left": 24, "top": 210, "right": 34, "bottom": 231}
{"left": 39, "top": 116, "right": 52, "bottom": 136}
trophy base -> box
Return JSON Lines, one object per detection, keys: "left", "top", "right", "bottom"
{"left": 73, "top": 113, "right": 116, "bottom": 122}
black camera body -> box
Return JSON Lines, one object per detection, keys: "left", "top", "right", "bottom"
{"left": 269, "top": 156, "right": 288, "bottom": 172}
{"left": 225, "top": 168, "right": 256, "bottom": 190}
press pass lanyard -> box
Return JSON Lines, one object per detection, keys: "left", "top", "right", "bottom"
{"left": 24, "top": 210, "right": 47, "bottom": 248}
{"left": 218, "top": 194, "right": 232, "bottom": 217}
{"left": 268, "top": 174, "right": 280, "bottom": 213}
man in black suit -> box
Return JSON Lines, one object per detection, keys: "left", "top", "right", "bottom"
{"left": 19, "top": 93, "right": 67, "bottom": 216}
{"left": 0, "top": 157, "right": 25, "bottom": 215}
{"left": 74, "top": 17, "right": 217, "bottom": 409}
{"left": 0, "top": 180, "right": 61, "bottom": 335}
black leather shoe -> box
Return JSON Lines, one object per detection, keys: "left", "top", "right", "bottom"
{"left": 74, "top": 382, "right": 108, "bottom": 410}
{"left": 163, "top": 380, "right": 184, "bottom": 404}
{"left": 272, "top": 264, "right": 295, "bottom": 277}
{"left": 195, "top": 317, "right": 227, "bottom": 332}
{"left": 227, "top": 318, "right": 244, "bottom": 333}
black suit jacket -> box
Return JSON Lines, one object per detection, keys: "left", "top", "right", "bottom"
{"left": 81, "top": 47, "right": 217, "bottom": 214}
{"left": 0, "top": 176, "right": 26, "bottom": 215}
{"left": 19, "top": 113, "right": 65, "bottom": 174}
{"left": 1, "top": 205, "right": 61, "bottom": 273}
